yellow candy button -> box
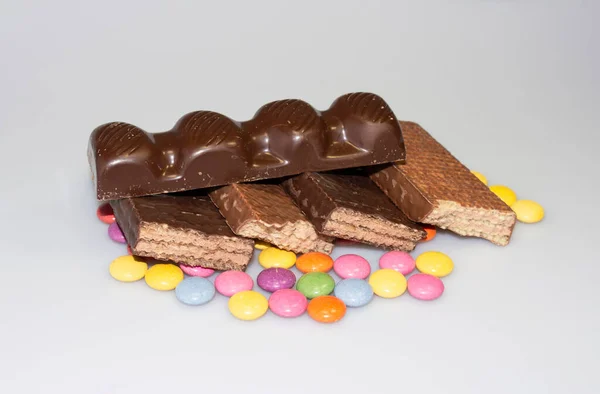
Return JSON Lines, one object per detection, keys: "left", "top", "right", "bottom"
{"left": 258, "top": 247, "right": 296, "bottom": 269}
{"left": 471, "top": 171, "right": 488, "bottom": 185}
{"left": 511, "top": 200, "right": 544, "bottom": 223}
{"left": 489, "top": 185, "right": 517, "bottom": 206}
{"left": 254, "top": 240, "right": 272, "bottom": 250}
{"left": 145, "top": 264, "right": 184, "bottom": 291}
{"left": 368, "top": 269, "right": 407, "bottom": 298}
{"left": 109, "top": 255, "right": 148, "bottom": 282}
{"left": 228, "top": 290, "right": 269, "bottom": 320}
{"left": 416, "top": 251, "right": 454, "bottom": 277}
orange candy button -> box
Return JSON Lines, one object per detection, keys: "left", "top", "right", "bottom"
{"left": 422, "top": 225, "right": 437, "bottom": 242}
{"left": 296, "top": 252, "right": 334, "bottom": 273}
{"left": 307, "top": 295, "right": 347, "bottom": 323}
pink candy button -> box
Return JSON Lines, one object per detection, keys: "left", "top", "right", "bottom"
{"left": 379, "top": 251, "right": 416, "bottom": 275}
{"left": 407, "top": 273, "right": 444, "bottom": 301}
{"left": 108, "top": 222, "right": 126, "bottom": 243}
{"left": 333, "top": 254, "right": 371, "bottom": 279}
{"left": 180, "top": 264, "right": 215, "bottom": 278}
{"left": 215, "top": 271, "right": 253, "bottom": 296}
{"left": 268, "top": 289, "right": 308, "bottom": 318}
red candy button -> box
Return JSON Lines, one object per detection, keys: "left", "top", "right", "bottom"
{"left": 97, "top": 203, "right": 115, "bottom": 224}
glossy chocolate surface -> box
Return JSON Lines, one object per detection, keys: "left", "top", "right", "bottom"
{"left": 89, "top": 93, "right": 405, "bottom": 200}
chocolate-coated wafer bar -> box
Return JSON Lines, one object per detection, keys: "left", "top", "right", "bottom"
{"left": 210, "top": 184, "right": 334, "bottom": 254}
{"left": 111, "top": 194, "right": 254, "bottom": 271}
{"left": 89, "top": 92, "right": 405, "bottom": 200}
{"left": 283, "top": 172, "right": 426, "bottom": 251}
{"left": 370, "top": 121, "right": 516, "bottom": 246}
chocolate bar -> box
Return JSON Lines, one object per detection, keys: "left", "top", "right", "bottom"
{"left": 370, "top": 121, "right": 516, "bottom": 246}
{"left": 210, "top": 184, "right": 334, "bottom": 254}
{"left": 283, "top": 172, "right": 425, "bottom": 251}
{"left": 110, "top": 194, "right": 254, "bottom": 270}
{"left": 89, "top": 92, "right": 405, "bottom": 200}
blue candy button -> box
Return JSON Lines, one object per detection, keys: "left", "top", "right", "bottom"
{"left": 333, "top": 279, "right": 374, "bottom": 307}
{"left": 175, "top": 277, "right": 216, "bottom": 306}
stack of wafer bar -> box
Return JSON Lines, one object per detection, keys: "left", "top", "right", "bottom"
{"left": 89, "top": 92, "right": 517, "bottom": 271}
{"left": 91, "top": 93, "right": 407, "bottom": 269}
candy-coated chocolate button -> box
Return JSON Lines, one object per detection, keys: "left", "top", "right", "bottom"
{"left": 180, "top": 264, "right": 215, "bottom": 278}
{"left": 268, "top": 289, "right": 308, "bottom": 318}
{"left": 416, "top": 251, "right": 454, "bottom": 277}
{"left": 108, "top": 222, "right": 127, "bottom": 243}
{"left": 333, "top": 279, "right": 373, "bottom": 307}
{"left": 97, "top": 203, "right": 115, "bottom": 224}
{"left": 215, "top": 271, "right": 253, "bottom": 296}
{"left": 368, "top": 269, "right": 407, "bottom": 298}
{"left": 296, "top": 272, "right": 335, "bottom": 299}
{"left": 254, "top": 240, "right": 272, "bottom": 250}
{"left": 334, "top": 254, "right": 371, "bottom": 279}
{"left": 175, "top": 277, "right": 215, "bottom": 306}
{"left": 471, "top": 171, "right": 488, "bottom": 185}
{"left": 511, "top": 200, "right": 544, "bottom": 223}
{"left": 296, "top": 252, "right": 334, "bottom": 273}
{"left": 307, "top": 296, "right": 346, "bottom": 323}
{"left": 228, "top": 290, "right": 269, "bottom": 321}
{"left": 126, "top": 245, "right": 133, "bottom": 255}
{"left": 257, "top": 268, "right": 296, "bottom": 292}
{"left": 422, "top": 225, "right": 436, "bottom": 242}
{"left": 109, "top": 255, "right": 148, "bottom": 282}
{"left": 407, "top": 274, "right": 444, "bottom": 301}
{"left": 145, "top": 264, "right": 184, "bottom": 291}
{"left": 489, "top": 185, "right": 517, "bottom": 206}
{"left": 258, "top": 247, "right": 296, "bottom": 269}
{"left": 379, "top": 251, "right": 416, "bottom": 275}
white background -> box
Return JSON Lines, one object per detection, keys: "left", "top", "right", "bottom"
{"left": 1, "top": 1, "right": 598, "bottom": 393}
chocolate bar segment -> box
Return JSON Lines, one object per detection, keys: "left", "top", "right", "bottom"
{"left": 210, "top": 184, "right": 334, "bottom": 254}
{"left": 110, "top": 195, "right": 254, "bottom": 271}
{"left": 283, "top": 172, "right": 425, "bottom": 251}
{"left": 370, "top": 121, "right": 516, "bottom": 246}
{"left": 89, "top": 92, "right": 405, "bottom": 200}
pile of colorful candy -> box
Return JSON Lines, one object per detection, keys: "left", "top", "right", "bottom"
{"left": 108, "top": 236, "right": 452, "bottom": 323}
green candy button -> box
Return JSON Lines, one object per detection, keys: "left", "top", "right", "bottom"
{"left": 296, "top": 272, "right": 335, "bottom": 299}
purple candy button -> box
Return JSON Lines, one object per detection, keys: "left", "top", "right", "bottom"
{"left": 108, "top": 222, "right": 126, "bottom": 243}
{"left": 257, "top": 268, "right": 296, "bottom": 293}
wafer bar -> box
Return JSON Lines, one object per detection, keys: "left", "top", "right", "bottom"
{"left": 110, "top": 194, "right": 254, "bottom": 271}
{"left": 89, "top": 92, "right": 405, "bottom": 200}
{"left": 370, "top": 121, "right": 516, "bottom": 246}
{"left": 210, "top": 184, "right": 334, "bottom": 254}
{"left": 283, "top": 172, "right": 425, "bottom": 251}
